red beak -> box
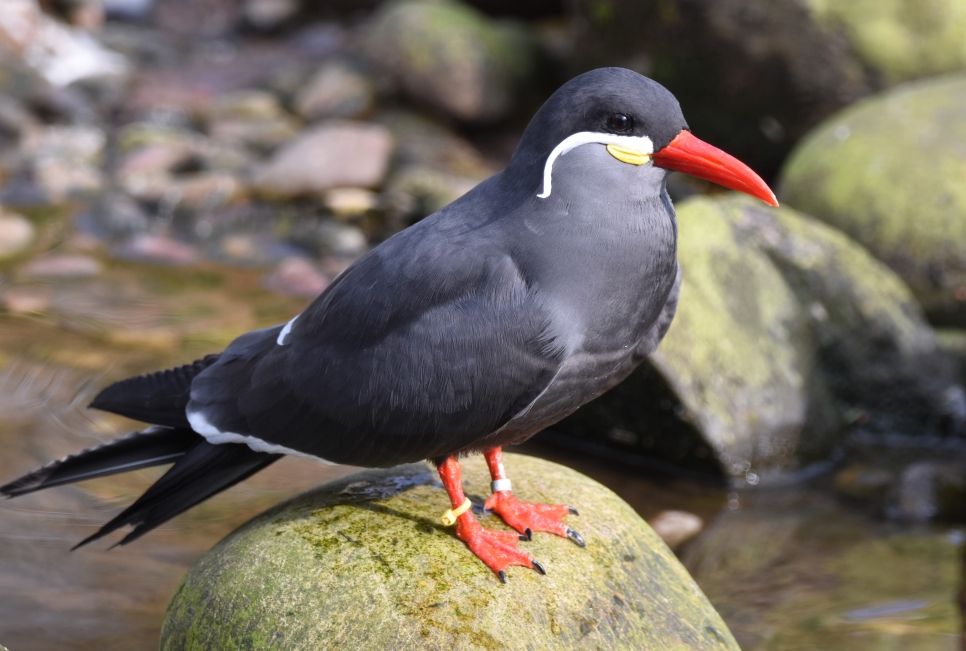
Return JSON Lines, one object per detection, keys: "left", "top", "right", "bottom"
{"left": 652, "top": 131, "right": 778, "bottom": 207}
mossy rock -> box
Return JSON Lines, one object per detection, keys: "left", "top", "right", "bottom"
{"left": 779, "top": 73, "right": 966, "bottom": 326}
{"left": 360, "top": 0, "right": 539, "bottom": 123}
{"left": 571, "top": 0, "right": 966, "bottom": 180}
{"left": 160, "top": 453, "right": 738, "bottom": 651}
{"left": 552, "top": 194, "right": 961, "bottom": 479}
{"left": 806, "top": 0, "right": 966, "bottom": 84}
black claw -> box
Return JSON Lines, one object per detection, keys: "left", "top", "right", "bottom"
{"left": 532, "top": 560, "right": 547, "bottom": 575}
{"left": 520, "top": 527, "right": 533, "bottom": 541}
{"left": 498, "top": 570, "right": 507, "bottom": 584}
{"left": 566, "top": 527, "right": 586, "bottom": 547}
{"left": 569, "top": 506, "right": 579, "bottom": 516}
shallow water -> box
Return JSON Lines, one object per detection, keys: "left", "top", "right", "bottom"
{"left": 0, "top": 259, "right": 962, "bottom": 650}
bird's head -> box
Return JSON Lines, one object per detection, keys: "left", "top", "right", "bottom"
{"left": 509, "top": 67, "right": 777, "bottom": 207}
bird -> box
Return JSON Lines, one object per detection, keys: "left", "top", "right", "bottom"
{"left": 1, "top": 68, "right": 776, "bottom": 582}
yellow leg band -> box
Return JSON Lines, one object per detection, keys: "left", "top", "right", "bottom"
{"left": 441, "top": 497, "right": 472, "bottom": 526}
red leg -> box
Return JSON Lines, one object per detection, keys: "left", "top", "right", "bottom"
{"left": 436, "top": 456, "right": 545, "bottom": 582}
{"left": 483, "top": 447, "right": 584, "bottom": 547}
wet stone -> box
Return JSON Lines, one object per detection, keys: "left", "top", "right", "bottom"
{"left": 252, "top": 121, "right": 393, "bottom": 199}
{"left": 361, "top": 0, "right": 539, "bottom": 123}
{"left": 21, "top": 126, "right": 107, "bottom": 201}
{"left": 294, "top": 60, "right": 378, "bottom": 122}
{"left": 73, "top": 192, "right": 150, "bottom": 238}
{"left": 0, "top": 0, "right": 130, "bottom": 87}
{"left": 161, "top": 453, "right": 739, "bottom": 651}
{"left": 292, "top": 218, "right": 368, "bottom": 258}
{"left": 0, "top": 212, "right": 34, "bottom": 259}
{"left": 263, "top": 256, "right": 329, "bottom": 297}
{"left": 833, "top": 464, "right": 894, "bottom": 501}
{"left": 213, "top": 233, "right": 294, "bottom": 267}
{"left": 169, "top": 172, "right": 246, "bottom": 210}
{"left": 324, "top": 187, "right": 379, "bottom": 218}
{"left": 113, "top": 234, "right": 200, "bottom": 266}
{"left": 242, "top": 0, "right": 299, "bottom": 31}
{"left": 780, "top": 73, "right": 966, "bottom": 326}
{"left": 0, "top": 287, "right": 51, "bottom": 314}
{"left": 23, "top": 253, "right": 102, "bottom": 278}
{"left": 207, "top": 116, "right": 300, "bottom": 151}
{"left": 205, "top": 89, "right": 286, "bottom": 123}
{"left": 649, "top": 510, "right": 704, "bottom": 550}
{"left": 894, "top": 461, "right": 966, "bottom": 522}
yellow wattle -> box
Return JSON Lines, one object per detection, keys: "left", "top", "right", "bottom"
{"left": 606, "top": 143, "right": 651, "bottom": 166}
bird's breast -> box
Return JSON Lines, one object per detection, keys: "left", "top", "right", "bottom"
{"left": 529, "top": 196, "right": 678, "bottom": 357}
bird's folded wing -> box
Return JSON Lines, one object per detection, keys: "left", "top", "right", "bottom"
{"left": 187, "top": 223, "right": 563, "bottom": 467}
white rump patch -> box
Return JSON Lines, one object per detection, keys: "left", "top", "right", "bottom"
{"left": 186, "top": 408, "right": 336, "bottom": 464}
{"left": 537, "top": 132, "right": 654, "bottom": 199}
{"left": 277, "top": 315, "right": 299, "bottom": 345}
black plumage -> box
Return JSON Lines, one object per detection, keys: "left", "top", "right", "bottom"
{"left": 0, "top": 427, "right": 199, "bottom": 497}
{"left": 90, "top": 355, "right": 220, "bottom": 428}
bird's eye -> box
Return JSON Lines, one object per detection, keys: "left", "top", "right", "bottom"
{"left": 609, "top": 113, "right": 631, "bottom": 132}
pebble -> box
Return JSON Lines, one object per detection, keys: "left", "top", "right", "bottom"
{"left": 263, "top": 256, "right": 330, "bottom": 297}
{"left": 1, "top": 287, "right": 52, "bottom": 314}
{"left": 0, "top": 0, "right": 130, "bottom": 87}
{"left": 649, "top": 510, "right": 704, "bottom": 549}
{"left": 116, "top": 142, "right": 195, "bottom": 180}
{"left": 206, "top": 89, "right": 286, "bottom": 122}
{"left": 895, "top": 461, "right": 966, "bottom": 521}
{"left": 314, "top": 220, "right": 368, "bottom": 257}
{"left": 208, "top": 116, "right": 300, "bottom": 150}
{"left": 242, "top": 0, "right": 298, "bottom": 30}
{"left": 103, "top": 0, "right": 154, "bottom": 20}
{"left": 174, "top": 172, "right": 246, "bottom": 209}
{"left": 833, "top": 464, "right": 894, "bottom": 500}
{"left": 23, "top": 253, "right": 102, "bottom": 278}
{"left": 252, "top": 121, "right": 393, "bottom": 198}
{"left": 73, "top": 192, "right": 150, "bottom": 238}
{"left": 294, "top": 61, "right": 377, "bottom": 122}
{"left": 216, "top": 233, "right": 293, "bottom": 266}
{"left": 361, "top": 0, "right": 537, "bottom": 123}
{"left": 0, "top": 212, "right": 35, "bottom": 259}
{"left": 324, "top": 187, "right": 379, "bottom": 217}
{"left": 113, "top": 234, "right": 200, "bottom": 266}
{"left": 22, "top": 125, "right": 107, "bottom": 200}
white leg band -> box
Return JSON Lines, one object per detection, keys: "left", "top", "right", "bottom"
{"left": 491, "top": 478, "right": 512, "bottom": 493}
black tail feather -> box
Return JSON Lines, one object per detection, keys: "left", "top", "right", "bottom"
{"left": 72, "top": 441, "right": 280, "bottom": 549}
{"left": 0, "top": 427, "right": 200, "bottom": 498}
{"left": 89, "top": 355, "right": 220, "bottom": 428}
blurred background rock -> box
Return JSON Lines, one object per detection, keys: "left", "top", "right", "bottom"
{"left": 1, "top": 1, "right": 965, "bottom": 649}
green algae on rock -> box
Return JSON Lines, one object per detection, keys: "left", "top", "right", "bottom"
{"left": 805, "top": 0, "right": 966, "bottom": 84}
{"left": 571, "top": 0, "right": 966, "bottom": 182}
{"left": 160, "top": 453, "right": 738, "bottom": 651}
{"left": 551, "top": 194, "right": 960, "bottom": 480}
{"left": 361, "top": 0, "right": 539, "bottom": 123}
{"left": 779, "top": 73, "right": 966, "bottom": 327}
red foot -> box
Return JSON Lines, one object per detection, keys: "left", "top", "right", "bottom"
{"left": 484, "top": 491, "right": 584, "bottom": 546}
{"left": 455, "top": 513, "right": 544, "bottom": 582}
{"left": 436, "top": 455, "right": 545, "bottom": 581}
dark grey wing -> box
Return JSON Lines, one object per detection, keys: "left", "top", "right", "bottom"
{"left": 187, "top": 209, "right": 564, "bottom": 467}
